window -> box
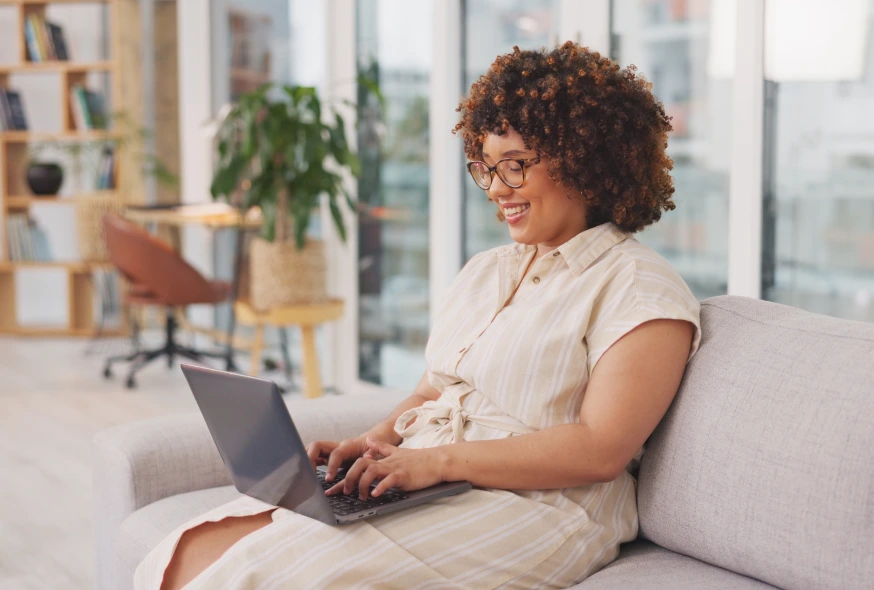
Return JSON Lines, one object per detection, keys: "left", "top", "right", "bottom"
{"left": 762, "top": 0, "right": 874, "bottom": 321}
{"left": 356, "top": 0, "right": 433, "bottom": 387}
{"left": 611, "top": 0, "right": 733, "bottom": 299}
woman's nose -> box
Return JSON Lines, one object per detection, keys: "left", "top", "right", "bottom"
{"left": 487, "top": 175, "right": 513, "bottom": 202}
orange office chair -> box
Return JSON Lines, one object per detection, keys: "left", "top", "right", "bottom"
{"left": 101, "top": 214, "right": 232, "bottom": 388}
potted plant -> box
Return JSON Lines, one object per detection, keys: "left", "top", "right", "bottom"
{"left": 25, "top": 159, "right": 64, "bottom": 196}
{"left": 210, "top": 84, "right": 360, "bottom": 310}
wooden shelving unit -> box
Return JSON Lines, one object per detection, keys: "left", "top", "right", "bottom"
{"left": 0, "top": 0, "right": 124, "bottom": 337}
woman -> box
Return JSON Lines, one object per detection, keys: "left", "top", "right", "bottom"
{"left": 139, "top": 42, "right": 700, "bottom": 590}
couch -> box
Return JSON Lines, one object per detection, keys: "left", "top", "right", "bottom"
{"left": 93, "top": 296, "right": 874, "bottom": 589}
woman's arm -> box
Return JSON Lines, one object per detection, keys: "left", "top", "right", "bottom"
{"left": 307, "top": 371, "right": 441, "bottom": 480}
{"left": 338, "top": 319, "right": 694, "bottom": 498}
{"left": 442, "top": 319, "right": 694, "bottom": 488}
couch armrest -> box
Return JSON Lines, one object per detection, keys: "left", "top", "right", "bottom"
{"left": 92, "top": 391, "right": 406, "bottom": 589}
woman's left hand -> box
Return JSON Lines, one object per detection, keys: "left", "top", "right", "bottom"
{"left": 325, "top": 437, "right": 448, "bottom": 500}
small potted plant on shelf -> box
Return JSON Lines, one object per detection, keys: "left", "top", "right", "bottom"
{"left": 210, "top": 84, "right": 361, "bottom": 311}
{"left": 25, "top": 158, "right": 64, "bottom": 196}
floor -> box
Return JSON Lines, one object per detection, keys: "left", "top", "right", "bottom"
{"left": 0, "top": 335, "right": 294, "bottom": 590}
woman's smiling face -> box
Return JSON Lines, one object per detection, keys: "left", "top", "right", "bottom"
{"left": 481, "top": 128, "right": 588, "bottom": 251}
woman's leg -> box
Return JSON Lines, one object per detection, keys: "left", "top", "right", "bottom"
{"left": 160, "top": 511, "right": 275, "bottom": 590}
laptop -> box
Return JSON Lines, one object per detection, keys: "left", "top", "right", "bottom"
{"left": 180, "top": 364, "right": 472, "bottom": 526}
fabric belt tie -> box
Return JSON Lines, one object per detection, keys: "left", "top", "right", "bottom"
{"left": 395, "top": 395, "right": 535, "bottom": 443}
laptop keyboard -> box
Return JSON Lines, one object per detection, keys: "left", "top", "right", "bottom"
{"left": 317, "top": 470, "right": 409, "bottom": 516}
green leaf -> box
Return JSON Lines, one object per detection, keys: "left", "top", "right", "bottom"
{"left": 260, "top": 198, "right": 277, "bottom": 242}
{"left": 344, "top": 189, "right": 357, "bottom": 212}
{"left": 357, "top": 73, "right": 385, "bottom": 109}
{"left": 328, "top": 197, "right": 347, "bottom": 243}
{"left": 346, "top": 153, "right": 362, "bottom": 177}
{"left": 211, "top": 153, "right": 247, "bottom": 200}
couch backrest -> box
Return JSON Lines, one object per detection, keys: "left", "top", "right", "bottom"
{"left": 637, "top": 295, "right": 874, "bottom": 590}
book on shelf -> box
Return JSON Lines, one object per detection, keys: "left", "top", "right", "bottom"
{"left": 85, "top": 91, "right": 107, "bottom": 129}
{"left": 47, "top": 23, "right": 69, "bottom": 61}
{"left": 0, "top": 88, "right": 29, "bottom": 131}
{"left": 5, "top": 214, "right": 53, "bottom": 263}
{"left": 70, "top": 85, "right": 108, "bottom": 131}
{"left": 24, "top": 15, "right": 69, "bottom": 62}
{"left": 24, "top": 16, "right": 41, "bottom": 62}
{"left": 96, "top": 146, "right": 115, "bottom": 190}
{"left": 71, "top": 85, "right": 88, "bottom": 130}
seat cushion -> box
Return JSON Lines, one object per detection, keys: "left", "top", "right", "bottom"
{"left": 114, "top": 486, "right": 241, "bottom": 585}
{"left": 578, "top": 541, "right": 776, "bottom": 589}
{"left": 637, "top": 296, "right": 874, "bottom": 590}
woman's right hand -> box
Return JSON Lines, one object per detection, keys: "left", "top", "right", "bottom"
{"left": 307, "top": 374, "right": 438, "bottom": 483}
{"left": 306, "top": 436, "right": 368, "bottom": 482}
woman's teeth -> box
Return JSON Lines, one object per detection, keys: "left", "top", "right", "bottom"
{"left": 505, "top": 204, "right": 530, "bottom": 216}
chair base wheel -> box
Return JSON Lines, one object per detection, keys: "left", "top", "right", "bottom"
{"left": 125, "top": 377, "right": 136, "bottom": 389}
{"left": 103, "top": 367, "right": 112, "bottom": 379}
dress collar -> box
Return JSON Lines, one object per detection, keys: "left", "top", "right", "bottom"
{"left": 558, "top": 223, "right": 631, "bottom": 275}
{"left": 493, "top": 223, "right": 630, "bottom": 275}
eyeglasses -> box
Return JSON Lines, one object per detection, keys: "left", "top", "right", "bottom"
{"left": 466, "top": 157, "right": 541, "bottom": 190}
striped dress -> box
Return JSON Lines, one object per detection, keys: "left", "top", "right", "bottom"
{"left": 135, "top": 222, "right": 701, "bottom": 589}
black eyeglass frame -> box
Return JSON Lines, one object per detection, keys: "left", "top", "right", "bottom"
{"left": 466, "top": 157, "right": 541, "bottom": 190}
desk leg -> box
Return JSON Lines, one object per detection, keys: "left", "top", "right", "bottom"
{"left": 300, "top": 325, "right": 322, "bottom": 398}
{"left": 249, "top": 325, "right": 264, "bottom": 377}
{"left": 225, "top": 227, "right": 248, "bottom": 373}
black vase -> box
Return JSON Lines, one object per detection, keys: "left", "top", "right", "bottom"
{"left": 26, "top": 162, "right": 64, "bottom": 196}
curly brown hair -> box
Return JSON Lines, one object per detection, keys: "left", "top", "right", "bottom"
{"left": 454, "top": 42, "right": 675, "bottom": 233}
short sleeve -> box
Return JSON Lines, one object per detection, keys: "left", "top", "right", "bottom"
{"left": 585, "top": 257, "right": 701, "bottom": 376}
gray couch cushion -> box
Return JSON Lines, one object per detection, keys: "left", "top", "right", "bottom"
{"left": 115, "top": 486, "right": 241, "bottom": 584}
{"left": 638, "top": 296, "right": 874, "bottom": 590}
{"left": 579, "top": 540, "right": 776, "bottom": 589}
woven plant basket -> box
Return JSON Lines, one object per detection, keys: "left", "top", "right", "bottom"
{"left": 249, "top": 236, "right": 327, "bottom": 310}
{"left": 75, "top": 194, "right": 127, "bottom": 261}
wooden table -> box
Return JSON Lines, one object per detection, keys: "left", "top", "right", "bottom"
{"left": 234, "top": 299, "right": 344, "bottom": 398}
{"left": 124, "top": 203, "right": 263, "bottom": 230}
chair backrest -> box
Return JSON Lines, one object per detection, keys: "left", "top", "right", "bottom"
{"left": 102, "top": 214, "right": 221, "bottom": 306}
{"left": 637, "top": 295, "right": 874, "bottom": 590}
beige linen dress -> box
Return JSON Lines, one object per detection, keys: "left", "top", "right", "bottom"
{"left": 135, "top": 222, "right": 701, "bottom": 590}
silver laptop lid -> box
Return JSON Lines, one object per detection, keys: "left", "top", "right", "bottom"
{"left": 180, "top": 364, "right": 336, "bottom": 525}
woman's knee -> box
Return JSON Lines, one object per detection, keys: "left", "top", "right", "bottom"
{"left": 161, "top": 511, "right": 274, "bottom": 590}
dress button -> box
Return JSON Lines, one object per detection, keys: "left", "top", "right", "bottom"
{"left": 553, "top": 251, "right": 560, "bottom": 257}
{"left": 532, "top": 276, "right": 540, "bottom": 284}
